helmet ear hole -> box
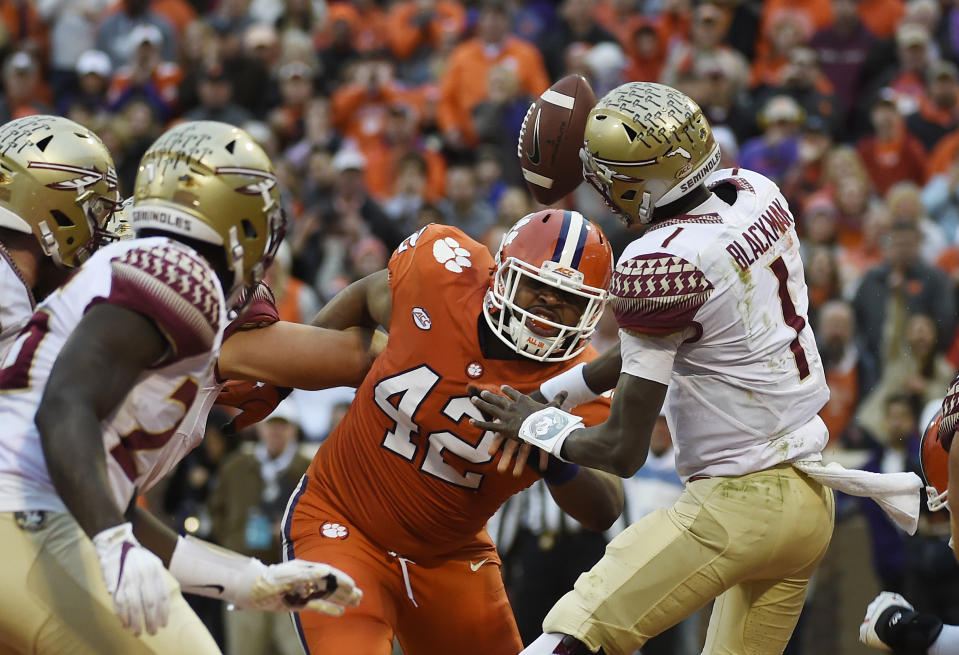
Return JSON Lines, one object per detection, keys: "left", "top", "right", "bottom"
{"left": 35, "top": 135, "right": 52, "bottom": 151}
{"left": 620, "top": 190, "right": 636, "bottom": 201}
{"left": 241, "top": 218, "right": 257, "bottom": 239}
{"left": 50, "top": 209, "right": 74, "bottom": 227}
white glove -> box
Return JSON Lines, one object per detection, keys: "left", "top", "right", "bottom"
{"left": 169, "top": 535, "right": 362, "bottom": 616}
{"left": 242, "top": 559, "right": 363, "bottom": 615}
{"left": 92, "top": 522, "right": 170, "bottom": 636}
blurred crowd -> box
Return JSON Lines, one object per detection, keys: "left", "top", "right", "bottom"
{"left": 22, "top": 0, "right": 959, "bottom": 651}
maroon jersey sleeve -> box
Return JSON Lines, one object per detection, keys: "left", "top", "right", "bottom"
{"left": 610, "top": 252, "right": 713, "bottom": 335}
{"left": 105, "top": 243, "right": 222, "bottom": 360}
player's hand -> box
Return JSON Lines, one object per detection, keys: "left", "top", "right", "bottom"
{"left": 92, "top": 523, "right": 170, "bottom": 637}
{"left": 216, "top": 379, "right": 292, "bottom": 435}
{"left": 468, "top": 385, "right": 547, "bottom": 476}
{"left": 237, "top": 559, "right": 363, "bottom": 615}
{"left": 471, "top": 386, "right": 567, "bottom": 474}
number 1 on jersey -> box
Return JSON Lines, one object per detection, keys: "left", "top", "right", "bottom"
{"left": 769, "top": 256, "right": 810, "bottom": 381}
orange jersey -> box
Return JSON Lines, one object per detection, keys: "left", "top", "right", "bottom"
{"left": 304, "top": 224, "right": 609, "bottom": 562}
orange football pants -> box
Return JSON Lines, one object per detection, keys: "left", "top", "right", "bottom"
{"left": 284, "top": 476, "right": 524, "bottom": 655}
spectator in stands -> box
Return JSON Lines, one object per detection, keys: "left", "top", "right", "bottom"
{"left": 268, "top": 59, "right": 314, "bottom": 149}
{"left": 364, "top": 102, "right": 445, "bottom": 203}
{"left": 438, "top": 0, "right": 548, "bottom": 150}
{"left": 660, "top": 2, "right": 749, "bottom": 104}
{"left": 39, "top": 0, "right": 106, "bottom": 97}
{"left": 865, "top": 24, "right": 936, "bottom": 118}
{"left": 738, "top": 94, "right": 804, "bottom": 184}
{"left": 292, "top": 147, "right": 402, "bottom": 296}
{"left": 885, "top": 182, "right": 948, "bottom": 265}
{"left": 621, "top": 19, "right": 666, "bottom": 83}
{"left": 858, "top": 313, "right": 955, "bottom": 441}
{"left": 922, "top": 149, "right": 959, "bottom": 242}
{"left": 209, "top": 400, "right": 312, "bottom": 655}
{"left": 96, "top": 0, "right": 177, "bottom": 66}
{"left": 852, "top": 219, "right": 955, "bottom": 371}
{"left": 857, "top": 88, "right": 927, "bottom": 197}
{"left": 782, "top": 114, "right": 834, "bottom": 210}
{"left": 473, "top": 63, "right": 534, "bottom": 187}
{"left": 60, "top": 49, "right": 112, "bottom": 117}
{"left": 106, "top": 23, "right": 182, "bottom": 121}
{"left": 386, "top": 0, "right": 465, "bottom": 84}
{"left": 539, "top": 0, "right": 618, "bottom": 80}
{"left": 764, "top": 46, "right": 841, "bottom": 139}
{"left": 906, "top": 60, "right": 959, "bottom": 152}
{"left": 383, "top": 151, "right": 432, "bottom": 236}
{"left": 184, "top": 62, "right": 252, "bottom": 126}
{"left": 750, "top": 9, "right": 814, "bottom": 91}
{"left": 817, "top": 299, "right": 878, "bottom": 447}
{"left": 437, "top": 161, "right": 496, "bottom": 240}
{"left": 0, "top": 51, "right": 52, "bottom": 122}
{"left": 810, "top": 0, "right": 877, "bottom": 136}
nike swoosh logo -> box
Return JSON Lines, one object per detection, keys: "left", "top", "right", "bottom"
{"left": 526, "top": 109, "right": 541, "bottom": 165}
{"left": 469, "top": 558, "right": 490, "bottom": 572}
{"left": 195, "top": 583, "right": 225, "bottom": 594}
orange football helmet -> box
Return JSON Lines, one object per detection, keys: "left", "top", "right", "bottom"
{"left": 921, "top": 409, "right": 950, "bottom": 512}
{"left": 484, "top": 209, "right": 613, "bottom": 362}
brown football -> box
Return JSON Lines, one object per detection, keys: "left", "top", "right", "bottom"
{"left": 517, "top": 74, "right": 597, "bottom": 205}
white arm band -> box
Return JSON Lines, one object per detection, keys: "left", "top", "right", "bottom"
{"left": 518, "top": 406, "right": 584, "bottom": 462}
{"left": 168, "top": 535, "right": 266, "bottom": 602}
{"left": 539, "top": 362, "right": 599, "bottom": 410}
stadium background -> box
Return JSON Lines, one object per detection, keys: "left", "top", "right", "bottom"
{"left": 20, "top": 0, "right": 959, "bottom": 652}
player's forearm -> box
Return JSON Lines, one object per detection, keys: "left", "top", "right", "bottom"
{"left": 219, "top": 322, "right": 377, "bottom": 389}
{"left": 547, "top": 468, "right": 623, "bottom": 531}
{"left": 128, "top": 504, "right": 179, "bottom": 566}
{"left": 561, "top": 373, "right": 664, "bottom": 477}
{"left": 582, "top": 342, "right": 622, "bottom": 393}
{"left": 37, "top": 400, "right": 125, "bottom": 538}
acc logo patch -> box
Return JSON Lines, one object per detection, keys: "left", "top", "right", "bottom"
{"left": 412, "top": 306, "right": 431, "bottom": 330}
{"left": 433, "top": 237, "right": 472, "bottom": 273}
{"left": 466, "top": 361, "right": 484, "bottom": 379}
{"left": 320, "top": 522, "right": 349, "bottom": 539}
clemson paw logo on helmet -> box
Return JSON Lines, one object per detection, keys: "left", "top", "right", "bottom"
{"left": 433, "top": 237, "right": 472, "bottom": 273}
{"left": 320, "top": 522, "right": 349, "bottom": 539}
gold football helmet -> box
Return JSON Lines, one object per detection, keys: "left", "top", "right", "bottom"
{"left": 131, "top": 120, "right": 286, "bottom": 307}
{"left": 580, "top": 82, "right": 721, "bottom": 226}
{"left": 0, "top": 115, "right": 119, "bottom": 267}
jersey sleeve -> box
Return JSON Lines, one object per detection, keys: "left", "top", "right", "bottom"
{"left": 610, "top": 252, "right": 713, "bottom": 336}
{"left": 387, "top": 223, "right": 493, "bottom": 303}
{"left": 103, "top": 243, "right": 222, "bottom": 361}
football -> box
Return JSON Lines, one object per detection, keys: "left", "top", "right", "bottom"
{"left": 517, "top": 74, "right": 597, "bottom": 205}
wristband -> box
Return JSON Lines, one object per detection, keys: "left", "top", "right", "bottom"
{"left": 169, "top": 534, "right": 265, "bottom": 602}
{"left": 518, "top": 406, "right": 583, "bottom": 462}
{"left": 543, "top": 458, "right": 580, "bottom": 486}
{"left": 539, "top": 363, "right": 599, "bottom": 410}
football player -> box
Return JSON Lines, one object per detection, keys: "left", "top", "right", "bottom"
{"left": 472, "top": 81, "right": 922, "bottom": 655}
{"left": 858, "top": 408, "right": 959, "bottom": 654}
{"left": 283, "top": 210, "right": 624, "bottom": 655}
{"left": 0, "top": 115, "right": 121, "bottom": 359}
{"left": 0, "top": 121, "right": 362, "bottom": 655}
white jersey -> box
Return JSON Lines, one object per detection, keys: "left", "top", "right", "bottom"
{"left": 612, "top": 168, "right": 829, "bottom": 481}
{"left": 0, "top": 237, "right": 226, "bottom": 513}
{"left": 0, "top": 246, "right": 34, "bottom": 360}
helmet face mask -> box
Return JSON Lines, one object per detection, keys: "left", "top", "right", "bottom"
{"left": 483, "top": 210, "right": 612, "bottom": 362}
{"left": 131, "top": 121, "right": 287, "bottom": 308}
{"left": 0, "top": 115, "right": 120, "bottom": 267}
{"left": 581, "top": 82, "right": 721, "bottom": 227}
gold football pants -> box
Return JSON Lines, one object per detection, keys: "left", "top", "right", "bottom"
{"left": 0, "top": 511, "right": 222, "bottom": 655}
{"left": 545, "top": 464, "right": 835, "bottom": 655}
